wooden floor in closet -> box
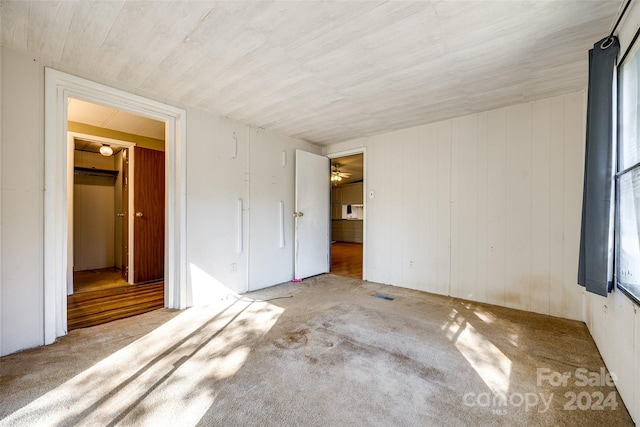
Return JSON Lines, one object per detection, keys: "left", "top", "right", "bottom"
{"left": 68, "top": 279, "right": 164, "bottom": 331}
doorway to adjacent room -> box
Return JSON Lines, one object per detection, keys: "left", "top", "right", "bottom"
{"left": 329, "top": 152, "right": 364, "bottom": 279}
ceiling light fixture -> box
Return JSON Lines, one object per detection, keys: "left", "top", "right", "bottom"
{"left": 99, "top": 144, "right": 113, "bottom": 156}
{"left": 331, "top": 164, "right": 347, "bottom": 185}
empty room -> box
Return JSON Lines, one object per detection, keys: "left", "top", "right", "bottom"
{"left": 1, "top": 1, "right": 640, "bottom": 426}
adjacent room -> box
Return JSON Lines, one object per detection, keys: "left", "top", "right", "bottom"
{"left": 330, "top": 153, "right": 364, "bottom": 279}
{"left": 1, "top": 1, "right": 639, "bottom": 425}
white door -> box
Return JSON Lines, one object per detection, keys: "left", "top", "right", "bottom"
{"left": 294, "top": 150, "right": 330, "bottom": 279}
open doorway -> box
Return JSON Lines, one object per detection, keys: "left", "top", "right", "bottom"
{"left": 45, "top": 68, "right": 187, "bottom": 344}
{"left": 72, "top": 137, "right": 129, "bottom": 293}
{"left": 330, "top": 153, "right": 364, "bottom": 279}
{"left": 67, "top": 98, "right": 166, "bottom": 329}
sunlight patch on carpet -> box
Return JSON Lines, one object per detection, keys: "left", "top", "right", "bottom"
{"left": 444, "top": 309, "right": 512, "bottom": 397}
{"left": 1, "top": 299, "right": 283, "bottom": 426}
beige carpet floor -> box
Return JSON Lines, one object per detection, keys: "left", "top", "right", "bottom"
{"left": 0, "top": 275, "right": 634, "bottom": 426}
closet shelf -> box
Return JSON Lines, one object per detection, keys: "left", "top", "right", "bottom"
{"left": 74, "top": 167, "right": 119, "bottom": 179}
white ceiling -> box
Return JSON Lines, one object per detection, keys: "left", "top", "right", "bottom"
{"left": 1, "top": 1, "right": 621, "bottom": 146}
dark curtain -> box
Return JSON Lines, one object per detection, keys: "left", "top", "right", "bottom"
{"left": 578, "top": 36, "right": 619, "bottom": 296}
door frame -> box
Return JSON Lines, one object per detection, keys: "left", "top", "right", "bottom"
{"left": 326, "top": 148, "right": 367, "bottom": 281}
{"left": 67, "top": 132, "right": 137, "bottom": 293}
{"left": 45, "top": 68, "right": 187, "bottom": 344}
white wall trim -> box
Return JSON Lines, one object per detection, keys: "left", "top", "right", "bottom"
{"left": 326, "top": 147, "right": 366, "bottom": 158}
{"left": 327, "top": 148, "right": 367, "bottom": 280}
{"left": 66, "top": 133, "right": 74, "bottom": 295}
{"left": 0, "top": 46, "right": 4, "bottom": 354}
{"left": 44, "top": 68, "right": 187, "bottom": 344}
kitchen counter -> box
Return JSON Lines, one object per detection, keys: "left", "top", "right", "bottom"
{"left": 332, "top": 219, "right": 363, "bottom": 242}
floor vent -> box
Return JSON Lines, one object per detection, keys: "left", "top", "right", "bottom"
{"left": 373, "top": 293, "right": 395, "bottom": 301}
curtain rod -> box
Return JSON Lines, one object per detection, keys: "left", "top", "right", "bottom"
{"left": 603, "top": 0, "right": 633, "bottom": 48}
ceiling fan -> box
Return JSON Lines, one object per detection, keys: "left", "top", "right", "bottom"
{"left": 331, "top": 163, "right": 351, "bottom": 184}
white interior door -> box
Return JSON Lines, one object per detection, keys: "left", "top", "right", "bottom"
{"left": 295, "top": 149, "right": 330, "bottom": 279}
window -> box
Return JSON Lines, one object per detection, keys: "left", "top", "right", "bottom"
{"left": 617, "top": 38, "right": 640, "bottom": 304}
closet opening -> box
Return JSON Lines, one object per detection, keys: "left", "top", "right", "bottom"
{"left": 66, "top": 97, "right": 166, "bottom": 330}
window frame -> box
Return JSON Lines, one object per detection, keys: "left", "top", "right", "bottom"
{"left": 615, "top": 29, "right": 640, "bottom": 306}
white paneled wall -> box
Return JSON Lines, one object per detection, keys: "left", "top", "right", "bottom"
{"left": 486, "top": 110, "right": 506, "bottom": 306}
{"left": 248, "top": 129, "right": 299, "bottom": 291}
{"left": 325, "top": 92, "right": 586, "bottom": 321}
{"left": 1, "top": 47, "right": 45, "bottom": 354}
{"left": 185, "top": 112, "right": 250, "bottom": 304}
{"left": 182, "top": 107, "right": 320, "bottom": 304}
{"left": 585, "top": 291, "right": 640, "bottom": 423}
{"left": 185, "top": 112, "right": 318, "bottom": 304}
{"left": 0, "top": 39, "right": 4, "bottom": 357}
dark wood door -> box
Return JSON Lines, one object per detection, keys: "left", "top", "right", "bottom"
{"left": 133, "top": 147, "right": 165, "bottom": 284}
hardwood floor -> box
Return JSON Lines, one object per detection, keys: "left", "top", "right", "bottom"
{"left": 74, "top": 267, "right": 127, "bottom": 293}
{"left": 330, "top": 242, "right": 363, "bottom": 279}
{"left": 70, "top": 267, "right": 164, "bottom": 331}
{"left": 67, "top": 282, "right": 164, "bottom": 331}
